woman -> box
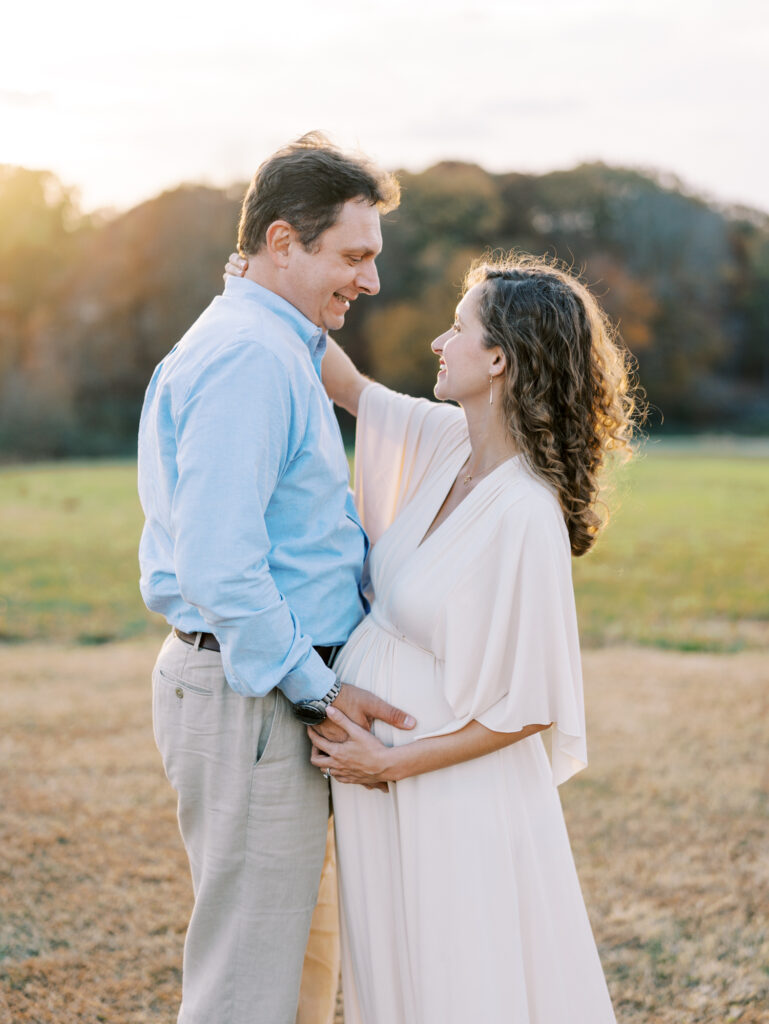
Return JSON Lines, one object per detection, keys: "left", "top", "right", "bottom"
{"left": 227, "top": 251, "right": 638, "bottom": 1023}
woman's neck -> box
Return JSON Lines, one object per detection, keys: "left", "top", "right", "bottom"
{"left": 461, "top": 397, "right": 519, "bottom": 474}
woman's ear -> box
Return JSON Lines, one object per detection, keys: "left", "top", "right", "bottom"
{"left": 490, "top": 348, "right": 506, "bottom": 377}
{"left": 264, "top": 220, "right": 293, "bottom": 268}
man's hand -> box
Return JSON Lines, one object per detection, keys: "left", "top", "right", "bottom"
{"left": 311, "top": 683, "right": 415, "bottom": 743}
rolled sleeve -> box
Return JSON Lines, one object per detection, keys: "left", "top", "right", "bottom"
{"left": 279, "top": 649, "right": 336, "bottom": 704}
{"left": 172, "top": 340, "right": 333, "bottom": 701}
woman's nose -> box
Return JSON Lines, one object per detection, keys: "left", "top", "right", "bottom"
{"left": 431, "top": 331, "right": 448, "bottom": 353}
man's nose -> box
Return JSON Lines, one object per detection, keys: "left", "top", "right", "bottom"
{"left": 357, "top": 260, "right": 380, "bottom": 296}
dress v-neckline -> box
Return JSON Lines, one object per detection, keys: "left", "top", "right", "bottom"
{"left": 415, "top": 448, "right": 519, "bottom": 551}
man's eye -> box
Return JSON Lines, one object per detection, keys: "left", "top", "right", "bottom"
{"left": 348, "top": 256, "right": 362, "bottom": 265}
{"left": 452, "top": 322, "right": 460, "bottom": 332}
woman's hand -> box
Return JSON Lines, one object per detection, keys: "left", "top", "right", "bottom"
{"left": 309, "top": 706, "right": 397, "bottom": 788}
{"left": 313, "top": 713, "right": 553, "bottom": 788}
{"left": 224, "top": 252, "right": 248, "bottom": 280}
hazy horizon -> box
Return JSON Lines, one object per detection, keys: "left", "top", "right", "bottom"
{"left": 44, "top": 155, "right": 769, "bottom": 223}
{"left": 3, "top": 0, "right": 767, "bottom": 215}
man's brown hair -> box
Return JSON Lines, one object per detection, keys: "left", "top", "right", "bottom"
{"left": 237, "top": 132, "right": 400, "bottom": 256}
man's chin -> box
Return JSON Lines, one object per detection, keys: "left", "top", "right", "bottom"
{"left": 323, "top": 313, "right": 346, "bottom": 332}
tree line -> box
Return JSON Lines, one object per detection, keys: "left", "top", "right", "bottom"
{"left": 1, "top": 160, "right": 767, "bottom": 458}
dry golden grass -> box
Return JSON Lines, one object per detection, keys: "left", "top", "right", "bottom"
{"left": 1, "top": 641, "right": 767, "bottom": 1023}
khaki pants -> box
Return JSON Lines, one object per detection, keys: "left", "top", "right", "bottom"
{"left": 152, "top": 633, "right": 335, "bottom": 1024}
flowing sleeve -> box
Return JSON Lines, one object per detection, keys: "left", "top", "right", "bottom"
{"left": 428, "top": 488, "right": 588, "bottom": 787}
{"left": 354, "top": 382, "right": 465, "bottom": 543}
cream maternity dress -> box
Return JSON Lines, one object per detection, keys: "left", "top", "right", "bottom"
{"left": 331, "top": 383, "right": 616, "bottom": 1024}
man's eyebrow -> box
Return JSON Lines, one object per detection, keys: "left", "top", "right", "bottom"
{"left": 343, "top": 246, "right": 381, "bottom": 257}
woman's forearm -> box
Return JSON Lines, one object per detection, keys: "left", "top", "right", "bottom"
{"left": 383, "top": 720, "right": 551, "bottom": 782}
{"left": 310, "top": 707, "right": 551, "bottom": 787}
{"left": 321, "top": 336, "right": 370, "bottom": 416}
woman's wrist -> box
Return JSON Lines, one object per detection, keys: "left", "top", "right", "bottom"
{"left": 381, "top": 741, "right": 415, "bottom": 783}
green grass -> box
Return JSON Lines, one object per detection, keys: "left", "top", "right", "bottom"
{"left": 0, "top": 460, "right": 159, "bottom": 644}
{"left": 572, "top": 448, "right": 769, "bottom": 650}
{"left": 1, "top": 448, "right": 767, "bottom": 650}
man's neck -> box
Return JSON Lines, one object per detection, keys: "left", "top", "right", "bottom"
{"left": 241, "top": 255, "right": 319, "bottom": 333}
{"left": 242, "top": 252, "right": 281, "bottom": 295}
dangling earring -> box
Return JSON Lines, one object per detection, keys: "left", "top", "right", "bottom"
{"left": 489, "top": 375, "right": 494, "bottom": 405}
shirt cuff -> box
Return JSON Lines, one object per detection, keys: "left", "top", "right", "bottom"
{"left": 278, "top": 648, "right": 337, "bottom": 704}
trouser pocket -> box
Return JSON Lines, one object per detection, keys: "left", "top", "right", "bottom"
{"left": 254, "top": 688, "right": 280, "bottom": 766}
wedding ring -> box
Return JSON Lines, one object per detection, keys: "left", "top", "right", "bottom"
{"left": 322, "top": 769, "right": 332, "bottom": 780}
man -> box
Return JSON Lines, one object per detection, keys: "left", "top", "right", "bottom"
{"left": 138, "top": 133, "right": 413, "bottom": 1024}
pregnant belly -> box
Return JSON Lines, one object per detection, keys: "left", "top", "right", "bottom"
{"left": 334, "top": 614, "right": 456, "bottom": 746}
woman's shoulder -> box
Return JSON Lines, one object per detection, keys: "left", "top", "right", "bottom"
{"left": 496, "top": 460, "right": 568, "bottom": 538}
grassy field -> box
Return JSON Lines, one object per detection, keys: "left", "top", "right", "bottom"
{"left": 0, "top": 461, "right": 156, "bottom": 645}
{"left": 573, "top": 445, "right": 769, "bottom": 650}
{"left": 1, "top": 447, "right": 768, "bottom": 650}
{"left": 1, "top": 447, "right": 768, "bottom": 1021}
{"left": 1, "top": 641, "right": 766, "bottom": 1023}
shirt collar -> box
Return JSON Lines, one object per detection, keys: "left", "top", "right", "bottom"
{"left": 224, "top": 276, "right": 326, "bottom": 365}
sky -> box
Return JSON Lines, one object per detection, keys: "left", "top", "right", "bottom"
{"left": 2, "top": 0, "right": 767, "bottom": 215}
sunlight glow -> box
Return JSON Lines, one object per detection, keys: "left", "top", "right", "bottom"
{"left": 2, "top": 0, "right": 767, "bottom": 213}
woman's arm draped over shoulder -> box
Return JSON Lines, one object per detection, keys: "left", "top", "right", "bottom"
{"left": 321, "top": 336, "right": 370, "bottom": 416}
{"left": 354, "top": 383, "right": 466, "bottom": 544}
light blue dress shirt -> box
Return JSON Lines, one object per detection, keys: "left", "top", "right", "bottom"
{"left": 138, "top": 276, "right": 368, "bottom": 703}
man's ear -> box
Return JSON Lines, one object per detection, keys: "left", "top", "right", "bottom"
{"left": 264, "top": 220, "right": 294, "bottom": 268}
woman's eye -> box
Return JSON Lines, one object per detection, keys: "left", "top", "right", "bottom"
{"left": 452, "top": 321, "right": 460, "bottom": 332}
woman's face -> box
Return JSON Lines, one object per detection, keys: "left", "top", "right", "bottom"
{"left": 431, "top": 284, "right": 502, "bottom": 405}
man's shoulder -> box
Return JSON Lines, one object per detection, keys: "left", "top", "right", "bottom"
{"left": 180, "top": 295, "right": 310, "bottom": 372}
{"left": 150, "top": 298, "right": 305, "bottom": 400}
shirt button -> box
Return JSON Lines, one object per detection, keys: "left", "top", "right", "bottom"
{"left": 175, "top": 687, "right": 184, "bottom": 699}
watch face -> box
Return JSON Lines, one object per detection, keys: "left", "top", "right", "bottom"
{"left": 293, "top": 702, "right": 327, "bottom": 725}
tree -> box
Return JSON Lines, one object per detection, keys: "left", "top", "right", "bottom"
{"left": 3, "top": 160, "right": 768, "bottom": 456}
{"left": 0, "top": 166, "right": 91, "bottom": 453}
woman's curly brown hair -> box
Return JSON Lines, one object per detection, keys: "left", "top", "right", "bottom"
{"left": 465, "top": 252, "right": 642, "bottom": 556}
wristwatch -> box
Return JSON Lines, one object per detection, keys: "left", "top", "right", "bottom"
{"left": 292, "top": 679, "right": 342, "bottom": 725}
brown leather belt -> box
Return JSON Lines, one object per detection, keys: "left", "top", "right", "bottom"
{"left": 173, "top": 628, "right": 340, "bottom": 667}
{"left": 174, "top": 628, "right": 221, "bottom": 652}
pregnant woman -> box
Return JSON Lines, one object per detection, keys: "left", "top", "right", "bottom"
{"left": 228, "top": 250, "right": 638, "bottom": 1023}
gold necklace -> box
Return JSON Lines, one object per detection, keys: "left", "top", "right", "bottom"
{"left": 461, "top": 454, "right": 511, "bottom": 487}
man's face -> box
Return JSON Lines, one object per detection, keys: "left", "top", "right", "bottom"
{"left": 283, "top": 198, "right": 382, "bottom": 332}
